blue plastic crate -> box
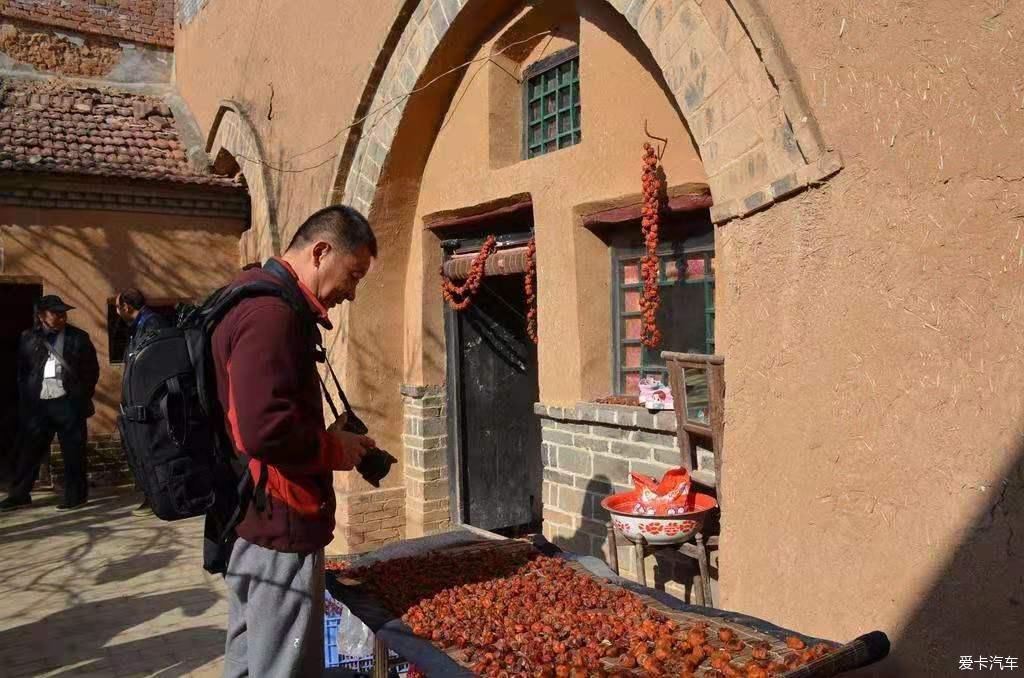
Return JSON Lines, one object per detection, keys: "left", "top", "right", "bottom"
{"left": 324, "top": 596, "right": 409, "bottom": 675}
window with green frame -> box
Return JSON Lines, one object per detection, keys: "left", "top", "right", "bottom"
{"left": 612, "top": 227, "right": 715, "bottom": 398}
{"left": 523, "top": 48, "right": 580, "bottom": 159}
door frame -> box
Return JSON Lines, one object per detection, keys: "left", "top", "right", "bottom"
{"left": 442, "top": 230, "right": 534, "bottom": 526}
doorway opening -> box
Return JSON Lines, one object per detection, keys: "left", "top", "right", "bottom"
{"left": 442, "top": 221, "right": 542, "bottom": 535}
{"left": 0, "top": 280, "right": 42, "bottom": 478}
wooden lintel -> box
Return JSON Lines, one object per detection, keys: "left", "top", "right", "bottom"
{"left": 423, "top": 193, "right": 533, "bottom": 232}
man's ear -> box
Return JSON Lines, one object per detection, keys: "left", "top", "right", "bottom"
{"left": 312, "top": 240, "right": 332, "bottom": 267}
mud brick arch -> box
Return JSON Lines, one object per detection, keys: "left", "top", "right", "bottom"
{"left": 330, "top": 0, "right": 841, "bottom": 224}
{"left": 206, "top": 100, "right": 281, "bottom": 262}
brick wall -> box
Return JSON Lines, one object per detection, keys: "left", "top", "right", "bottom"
{"left": 536, "top": 401, "right": 716, "bottom": 603}
{"left": 402, "top": 384, "right": 451, "bottom": 537}
{"left": 0, "top": 0, "right": 174, "bottom": 48}
{"left": 332, "top": 486, "right": 406, "bottom": 555}
{"left": 41, "top": 433, "right": 133, "bottom": 490}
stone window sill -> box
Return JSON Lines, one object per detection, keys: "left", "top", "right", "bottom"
{"left": 534, "top": 401, "right": 677, "bottom": 433}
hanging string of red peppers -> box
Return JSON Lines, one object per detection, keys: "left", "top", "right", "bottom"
{"left": 640, "top": 142, "right": 663, "bottom": 348}
{"left": 525, "top": 238, "right": 538, "bottom": 344}
{"left": 440, "top": 234, "right": 498, "bottom": 311}
{"left": 440, "top": 235, "right": 540, "bottom": 344}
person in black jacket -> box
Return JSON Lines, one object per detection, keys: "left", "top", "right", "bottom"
{"left": 115, "top": 288, "right": 171, "bottom": 516}
{"left": 115, "top": 288, "right": 171, "bottom": 360}
{"left": 1, "top": 295, "right": 99, "bottom": 512}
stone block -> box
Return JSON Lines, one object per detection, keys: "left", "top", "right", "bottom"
{"left": 592, "top": 454, "right": 629, "bottom": 485}
{"left": 589, "top": 424, "right": 626, "bottom": 440}
{"left": 543, "top": 506, "right": 578, "bottom": 528}
{"left": 727, "top": 35, "right": 777, "bottom": 109}
{"left": 696, "top": 0, "right": 746, "bottom": 51}
{"left": 700, "top": 108, "right": 763, "bottom": 176}
{"left": 630, "top": 459, "right": 671, "bottom": 480}
{"left": 610, "top": 441, "right": 653, "bottom": 460}
{"left": 710, "top": 146, "right": 771, "bottom": 205}
{"left": 654, "top": 446, "right": 685, "bottom": 466}
{"left": 631, "top": 430, "right": 676, "bottom": 447}
{"left": 575, "top": 436, "right": 610, "bottom": 454}
{"left": 557, "top": 485, "right": 588, "bottom": 514}
{"left": 557, "top": 446, "right": 593, "bottom": 476}
{"left": 542, "top": 429, "right": 574, "bottom": 446}
{"left": 543, "top": 467, "right": 575, "bottom": 487}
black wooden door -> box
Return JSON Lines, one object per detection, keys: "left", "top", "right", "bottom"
{"left": 0, "top": 283, "right": 42, "bottom": 477}
{"left": 450, "top": 274, "right": 542, "bottom": 532}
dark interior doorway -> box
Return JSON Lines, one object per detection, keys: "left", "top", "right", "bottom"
{"left": 0, "top": 281, "right": 42, "bottom": 479}
{"left": 443, "top": 229, "right": 542, "bottom": 534}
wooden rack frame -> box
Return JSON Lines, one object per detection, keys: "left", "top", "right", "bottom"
{"left": 663, "top": 351, "right": 725, "bottom": 505}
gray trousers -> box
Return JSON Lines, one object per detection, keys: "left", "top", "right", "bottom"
{"left": 224, "top": 537, "right": 325, "bottom": 678}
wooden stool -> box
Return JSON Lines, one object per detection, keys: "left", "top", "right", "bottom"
{"left": 607, "top": 523, "right": 714, "bottom": 607}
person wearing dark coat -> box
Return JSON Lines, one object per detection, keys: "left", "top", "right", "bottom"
{"left": 115, "top": 288, "right": 172, "bottom": 515}
{"left": 0, "top": 295, "right": 99, "bottom": 512}
{"left": 116, "top": 288, "right": 171, "bottom": 360}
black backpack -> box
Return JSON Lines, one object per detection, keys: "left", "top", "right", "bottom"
{"left": 118, "top": 263, "right": 393, "bottom": 574}
{"left": 118, "top": 276, "right": 315, "bottom": 573}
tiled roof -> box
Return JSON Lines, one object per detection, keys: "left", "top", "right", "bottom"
{"left": 0, "top": 78, "right": 237, "bottom": 187}
{"left": 1, "top": 0, "right": 173, "bottom": 48}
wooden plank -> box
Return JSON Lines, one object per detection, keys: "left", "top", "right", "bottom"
{"left": 423, "top": 193, "right": 533, "bottom": 231}
{"left": 708, "top": 361, "right": 726, "bottom": 508}
{"left": 662, "top": 351, "right": 726, "bottom": 365}
{"left": 442, "top": 246, "right": 528, "bottom": 279}
{"left": 666, "top": 358, "right": 694, "bottom": 470}
{"left": 580, "top": 192, "right": 714, "bottom": 228}
{"left": 681, "top": 420, "right": 714, "bottom": 438}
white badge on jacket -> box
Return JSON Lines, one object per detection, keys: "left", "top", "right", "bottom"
{"left": 44, "top": 355, "right": 59, "bottom": 379}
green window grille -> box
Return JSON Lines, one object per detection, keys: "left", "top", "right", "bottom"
{"left": 612, "top": 231, "right": 715, "bottom": 398}
{"left": 524, "top": 49, "right": 580, "bottom": 159}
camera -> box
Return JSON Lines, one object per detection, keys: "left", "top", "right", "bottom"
{"left": 341, "top": 410, "right": 397, "bottom": 488}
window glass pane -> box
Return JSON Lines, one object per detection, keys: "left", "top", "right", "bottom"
{"left": 558, "top": 114, "right": 571, "bottom": 134}
{"left": 684, "top": 368, "right": 710, "bottom": 424}
{"left": 545, "top": 118, "right": 557, "bottom": 139}
{"left": 624, "top": 346, "right": 642, "bottom": 368}
{"left": 529, "top": 124, "right": 541, "bottom": 144}
{"left": 622, "top": 261, "right": 639, "bottom": 284}
{"left": 529, "top": 100, "right": 541, "bottom": 122}
{"left": 544, "top": 140, "right": 557, "bottom": 153}
{"left": 573, "top": 130, "right": 582, "bottom": 145}
{"left": 654, "top": 275, "right": 711, "bottom": 366}
{"left": 623, "top": 290, "right": 640, "bottom": 312}
{"left": 624, "top": 372, "right": 641, "bottom": 395}
{"left": 558, "top": 89, "right": 571, "bottom": 110}
{"left": 544, "top": 93, "right": 557, "bottom": 115}
{"left": 559, "top": 62, "right": 572, "bottom": 85}
{"left": 544, "top": 71, "right": 556, "bottom": 92}
{"left": 686, "top": 257, "right": 707, "bottom": 279}
{"left": 624, "top": 317, "right": 642, "bottom": 341}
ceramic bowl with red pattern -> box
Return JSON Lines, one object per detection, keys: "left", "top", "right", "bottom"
{"left": 602, "top": 491, "right": 718, "bottom": 545}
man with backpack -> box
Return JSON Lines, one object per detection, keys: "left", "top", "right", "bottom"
{"left": 0, "top": 295, "right": 99, "bottom": 512}
{"left": 213, "top": 205, "right": 378, "bottom": 677}
{"left": 115, "top": 288, "right": 171, "bottom": 516}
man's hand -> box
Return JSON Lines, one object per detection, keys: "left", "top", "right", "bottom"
{"left": 328, "top": 427, "right": 375, "bottom": 471}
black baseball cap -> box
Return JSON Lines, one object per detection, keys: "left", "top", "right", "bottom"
{"left": 37, "top": 295, "right": 75, "bottom": 313}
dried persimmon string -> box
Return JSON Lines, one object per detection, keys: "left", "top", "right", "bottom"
{"left": 641, "top": 141, "right": 663, "bottom": 349}
{"left": 440, "top": 235, "right": 498, "bottom": 311}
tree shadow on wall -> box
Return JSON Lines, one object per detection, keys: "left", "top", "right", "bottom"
{"left": 849, "top": 441, "right": 1023, "bottom": 677}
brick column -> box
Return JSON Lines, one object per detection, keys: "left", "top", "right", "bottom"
{"left": 401, "top": 384, "right": 451, "bottom": 537}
